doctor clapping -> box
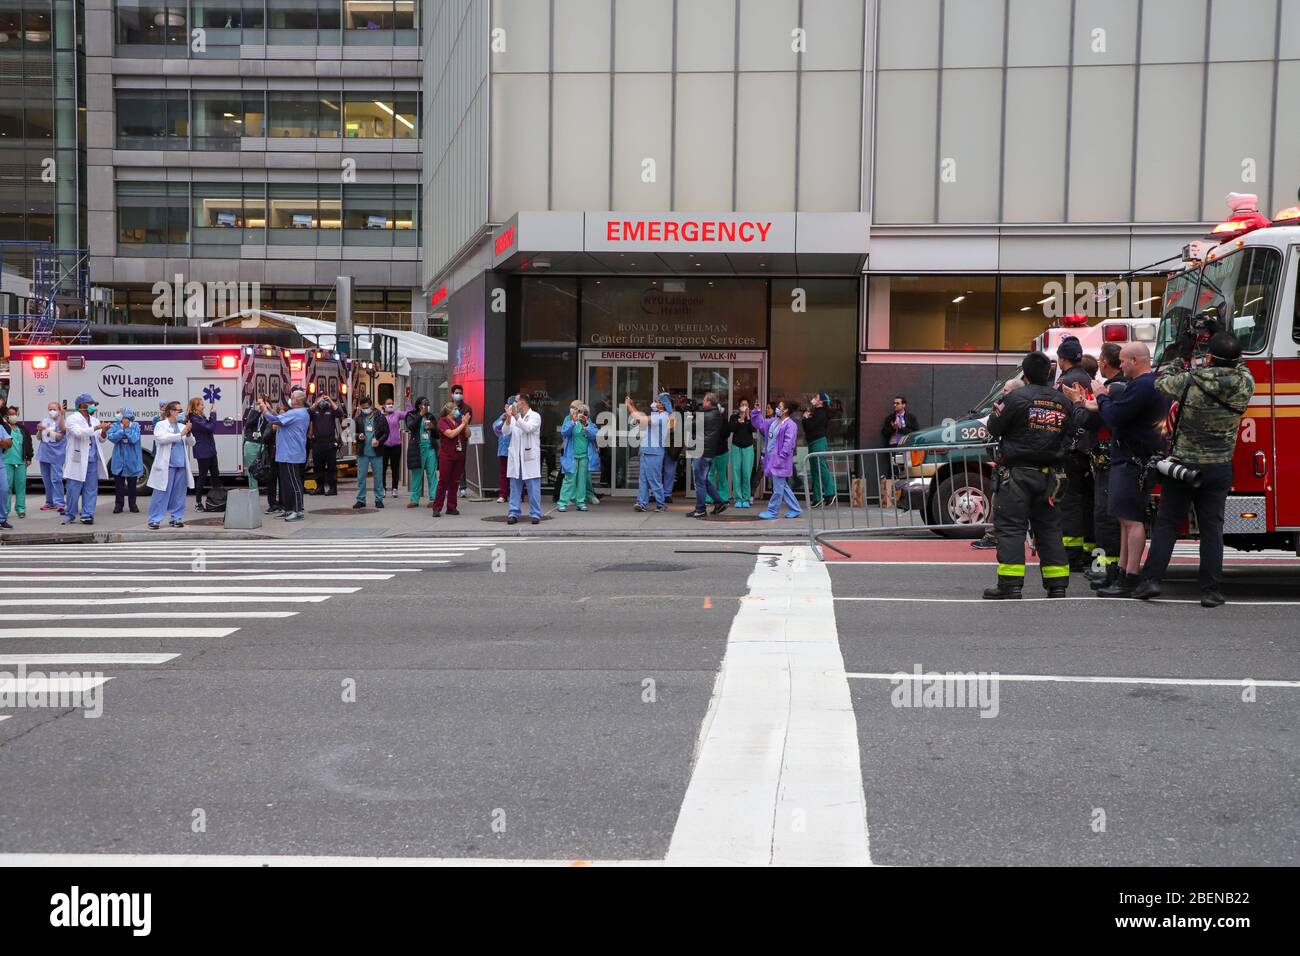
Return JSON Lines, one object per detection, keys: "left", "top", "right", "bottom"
{"left": 503, "top": 391, "right": 543, "bottom": 525}
{"left": 147, "top": 401, "right": 196, "bottom": 529}
{"left": 62, "top": 393, "right": 113, "bottom": 525}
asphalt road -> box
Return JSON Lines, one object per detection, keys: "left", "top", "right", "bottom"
{"left": 0, "top": 536, "right": 1295, "bottom": 865}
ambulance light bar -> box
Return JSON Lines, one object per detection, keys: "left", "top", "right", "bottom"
{"left": 1104, "top": 325, "right": 1129, "bottom": 343}
{"left": 31, "top": 355, "right": 49, "bottom": 370}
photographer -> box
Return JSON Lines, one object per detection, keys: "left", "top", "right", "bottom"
{"left": 1132, "top": 332, "right": 1253, "bottom": 607}
{"left": 557, "top": 401, "right": 598, "bottom": 512}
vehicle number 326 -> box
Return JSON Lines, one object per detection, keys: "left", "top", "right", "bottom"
{"left": 960, "top": 426, "right": 990, "bottom": 441}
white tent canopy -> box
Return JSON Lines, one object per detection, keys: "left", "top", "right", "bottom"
{"left": 206, "top": 308, "right": 447, "bottom": 376}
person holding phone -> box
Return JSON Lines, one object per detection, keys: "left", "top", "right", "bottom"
{"left": 557, "top": 401, "right": 598, "bottom": 512}
{"left": 36, "top": 401, "right": 66, "bottom": 513}
{"left": 62, "top": 393, "right": 112, "bottom": 525}
{"left": 186, "top": 397, "right": 220, "bottom": 511}
{"left": 146, "top": 401, "right": 195, "bottom": 529}
{"left": 430, "top": 400, "right": 467, "bottom": 517}
{"left": 106, "top": 406, "right": 143, "bottom": 514}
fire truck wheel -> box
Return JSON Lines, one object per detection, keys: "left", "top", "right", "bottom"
{"left": 929, "top": 470, "right": 992, "bottom": 539}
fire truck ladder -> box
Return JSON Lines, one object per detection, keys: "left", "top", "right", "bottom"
{"left": 0, "top": 241, "right": 92, "bottom": 345}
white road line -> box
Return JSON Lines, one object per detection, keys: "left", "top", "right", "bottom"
{"left": 0, "top": 853, "right": 657, "bottom": 867}
{"left": 0, "top": 675, "right": 111, "bottom": 693}
{"left": 0, "top": 574, "right": 395, "bottom": 583}
{"left": 833, "top": 596, "right": 1300, "bottom": 605}
{"left": 847, "top": 672, "right": 1300, "bottom": 689}
{"left": 0, "top": 627, "right": 238, "bottom": 639}
{"left": 0, "top": 611, "right": 295, "bottom": 621}
{"left": 667, "top": 546, "right": 871, "bottom": 867}
{"left": 0, "top": 654, "right": 178, "bottom": 665}
{"left": 0, "top": 716, "right": 8, "bottom": 723}
{"left": 0, "top": 567, "right": 435, "bottom": 574}
{"left": 0, "top": 595, "right": 331, "bottom": 606}
{"left": 0, "top": 587, "right": 359, "bottom": 594}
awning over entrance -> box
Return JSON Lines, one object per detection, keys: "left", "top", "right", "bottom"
{"left": 491, "top": 211, "right": 869, "bottom": 276}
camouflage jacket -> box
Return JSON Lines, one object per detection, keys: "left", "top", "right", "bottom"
{"left": 1155, "top": 363, "right": 1254, "bottom": 464}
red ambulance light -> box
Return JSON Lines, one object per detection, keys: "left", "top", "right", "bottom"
{"left": 220, "top": 354, "right": 238, "bottom": 369}
{"left": 1211, "top": 193, "right": 1270, "bottom": 239}
{"left": 1272, "top": 205, "right": 1300, "bottom": 225}
{"left": 1061, "top": 314, "right": 1089, "bottom": 328}
{"left": 1103, "top": 324, "right": 1130, "bottom": 342}
{"left": 31, "top": 355, "right": 49, "bottom": 370}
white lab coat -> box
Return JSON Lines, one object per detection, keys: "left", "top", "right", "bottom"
{"left": 62, "top": 414, "right": 110, "bottom": 484}
{"left": 147, "top": 419, "right": 196, "bottom": 492}
{"left": 504, "top": 409, "right": 542, "bottom": 480}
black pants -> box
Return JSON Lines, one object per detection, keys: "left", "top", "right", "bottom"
{"left": 194, "top": 456, "right": 219, "bottom": 503}
{"left": 1142, "top": 462, "right": 1233, "bottom": 589}
{"left": 264, "top": 463, "right": 279, "bottom": 508}
{"left": 114, "top": 474, "right": 138, "bottom": 510}
{"left": 381, "top": 444, "right": 401, "bottom": 490}
{"left": 311, "top": 438, "right": 337, "bottom": 493}
{"left": 1091, "top": 462, "right": 1121, "bottom": 565}
{"left": 1059, "top": 453, "right": 1093, "bottom": 554}
{"left": 279, "top": 461, "right": 305, "bottom": 515}
{"left": 994, "top": 466, "right": 1070, "bottom": 587}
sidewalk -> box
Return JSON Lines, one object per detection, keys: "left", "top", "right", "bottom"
{"left": 0, "top": 477, "right": 810, "bottom": 544}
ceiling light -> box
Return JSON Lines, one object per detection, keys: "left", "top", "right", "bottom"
{"left": 951, "top": 295, "right": 965, "bottom": 303}
{"left": 1019, "top": 306, "right": 1030, "bottom": 312}
{"left": 374, "top": 100, "right": 414, "bottom": 129}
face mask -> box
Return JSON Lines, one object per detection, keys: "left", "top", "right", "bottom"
{"left": 385, "top": 405, "right": 394, "bottom": 413}
{"left": 453, "top": 393, "right": 463, "bottom": 402}
{"left": 87, "top": 404, "right": 98, "bottom": 414}
{"left": 49, "top": 409, "right": 59, "bottom": 418}
{"left": 6, "top": 415, "right": 16, "bottom": 424}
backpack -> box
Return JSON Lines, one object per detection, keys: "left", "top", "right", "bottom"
{"left": 250, "top": 447, "right": 275, "bottom": 483}
{"left": 205, "top": 482, "right": 228, "bottom": 511}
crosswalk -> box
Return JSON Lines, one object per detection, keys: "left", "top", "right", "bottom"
{"left": 0, "top": 538, "right": 498, "bottom": 720}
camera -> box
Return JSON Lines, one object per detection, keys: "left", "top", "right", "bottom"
{"left": 1150, "top": 456, "right": 1203, "bottom": 489}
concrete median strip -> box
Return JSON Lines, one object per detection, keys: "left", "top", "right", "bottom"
{"left": 667, "top": 545, "right": 872, "bottom": 866}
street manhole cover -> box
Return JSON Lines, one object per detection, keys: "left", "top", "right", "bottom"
{"left": 480, "top": 515, "right": 554, "bottom": 523}
{"left": 593, "top": 562, "right": 693, "bottom": 572}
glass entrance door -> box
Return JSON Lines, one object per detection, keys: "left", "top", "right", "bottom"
{"left": 685, "top": 362, "right": 764, "bottom": 499}
{"left": 586, "top": 361, "right": 656, "bottom": 495}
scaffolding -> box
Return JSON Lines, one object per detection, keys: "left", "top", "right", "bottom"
{"left": 0, "top": 241, "right": 92, "bottom": 345}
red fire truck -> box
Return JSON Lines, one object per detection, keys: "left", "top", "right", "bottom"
{"left": 1153, "top": 193, "right": 1300, "bottom": 553}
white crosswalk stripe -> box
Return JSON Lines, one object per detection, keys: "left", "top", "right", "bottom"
{"left": 0, "top": 537, "right": 498, "bottom": 725}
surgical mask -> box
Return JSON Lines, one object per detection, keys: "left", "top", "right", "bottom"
{"left": 384, "top": 404, "right": 394, "bottom": 413}
{"left": 87, "top": 404, "right": 98, "bottom": 414}
{"left": 48, "top": 409, "right": 59, "bottom": 417}
{"left": 453, "top": 393, "right": 463, "bottom": 401}
{"left": 5, "top": 415, "right": 15, "bottom": 424}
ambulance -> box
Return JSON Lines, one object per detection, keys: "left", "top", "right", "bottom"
{"left": 8, "top": 343, "right": 290, "bottom": 480}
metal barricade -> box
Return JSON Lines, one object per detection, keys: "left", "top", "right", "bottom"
{"left": 802, "top": 442, "right": 999, "bottom": 559}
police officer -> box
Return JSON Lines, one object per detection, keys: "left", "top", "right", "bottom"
{"left": 983, "top": 351, "right": 1072, "bottom": 600}
{"left": 307, "top": 394, "right": 344, "bottom": 495}
{"left": 1055, "top": 336, "right": 1094, "bottom": 571}
{"left": 1133, "top": 331, "right": 1254, "bottom": 608}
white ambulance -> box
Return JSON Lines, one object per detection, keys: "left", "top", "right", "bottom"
{"left": 8, "top": 343, "right": 291, "bottom": 480}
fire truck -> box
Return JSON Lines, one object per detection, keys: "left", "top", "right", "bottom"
{"left": 1150, "top": 193, "right": 1300, "bottom": 553}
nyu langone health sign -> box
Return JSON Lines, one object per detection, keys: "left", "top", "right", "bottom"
{"left": 585, "top": 212, "right": 796, "bottom": 254}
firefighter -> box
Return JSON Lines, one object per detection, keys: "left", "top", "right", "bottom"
{"left": 983, "top": 351, "right": 1071, "bottom": 600}
{"left": 1054, "top": 336, "right": 1094, "bottom": 571}
{"left": 1068, "top": 341, "right": 1127, "bottom": 590}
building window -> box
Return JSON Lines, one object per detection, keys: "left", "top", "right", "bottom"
{"left": 118, "top": 183, "right": 188, "bottom": 245}
{"left": 770, "top": 278, "right": 858, "bottom": 448}
{"left": 191, "top": 183, "right": 265, "bottom": 234}
{"left": 267, "top": 92, "right": 340, "bottom": 138}
{"left": 341, "top": 184, "right": 418, "bottom": 245}
{"left": 885, "top": 275, "right": 997, "bottom": 351}
{"left": 268, "top": 0, "right": 341, "bottom": 36}
{"left": 116, "top": 1, "right": 188, "bottom": 46}
{"left": 115, "top": 92, "right": 189, "bottom": 148}
{"left": 342, "top": 93, "right": 418, "bottom": 139}
{"left": 192, "top": 0, "right": 263, "bottom": 30}
{"left": 580, "top": 277, "right": 768, "bottom": 348}
{"left": 191, "top": 92, "right": 264, "bottom": 149}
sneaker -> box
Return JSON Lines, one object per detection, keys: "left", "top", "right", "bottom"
{"left": 556, "top": 505, "right": 567, "bottom": 512}
{"left": 633, "top": 504, "right": 647, "bottom": 513}
{"left": 283, "top": 512, "right": 304, "bottom": 522}
{"left": 446, "top": 509, "right": 459, "bottom": 516}
{"left": 112, "top": 507, "right": 123, "bottom": 514}
{"left": 265, "top": 506, "right": 283, "bottom": 515}
{"left": 352, "top": 501, "right": 366, "bottom": 510}
{"left": 531, "top": 516, "right": 539, "bottom": 524}
{"left": 822, "top": 496, "right": 837, "bottom": 507}
{"left": 809, "top": 499, "right": 822, "bottom": 509}
{"left": 576, "top": 505, "right": 587, "bottom": 512}
{"left": 170, "top": 521, "right": 184, "bottom": 528}
{"left": 81, "top": 518, "right": 94, "bottom": 525}
{"left": 406, "top": 502, "right": 419, "bottom": 508}
{"left": 496, "top": 497, "right": 506, "bottom": 504}
{"left": 40, "top": 504, "right": 56, "bottom": 511}
{"left": 506, "top": 515, "right": 517, "bottom": 525}
{"left": 710, "top": 502, "right": 728, "bottom": 516}
{"left": 129, "top": 506, "right": 139, "bottom": 513}
{"left": 691, "top": 509, "right": 708, "bottom": 518}
{"left": 375, "top": 499, "right": 385, "bottom": 509}
{"left": 16, "top": 512, "right": 24, "bottom": 519}
{"left": 430, "top": 510, "right": 441, "bottom": 518}
{"left": 970, "top": 537, "right": 997, "bottom": 550}
{"left": 148, "top": 522, "right": 160, "bottom": 530}
{"left": 0, "top": 522, "right": 12, "bottom": 531}
{"left": 459, "top": 488, "right": 467, "bottom": 498}
{"left": 654, "top": 505, "right": 667, "bottom": 512}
